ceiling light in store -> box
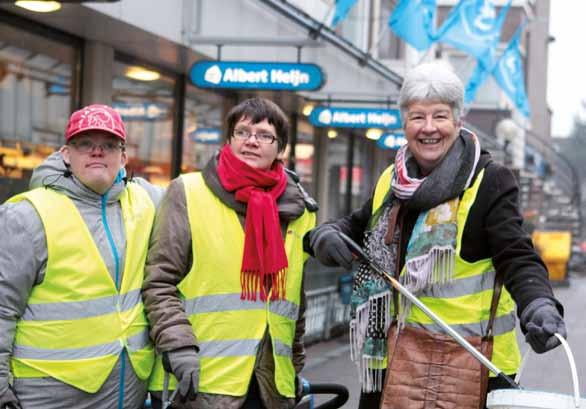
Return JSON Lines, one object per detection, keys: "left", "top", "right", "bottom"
{"left": 302, "top": 103, "right": 314, "bottom": 116}
{"left": 15, "top": 1, "right": 62, "bottom": 12}
{"left": 125, "top": 66, "right": 160, "bottom": 82}
{"left": 365, "top": 128, "right": 383, "bottom": 140}
{"left": 327, "top": 129, "right": 337, "bottom": 139}
{"left": 295, "top": 143, "right": 314, "bottom": 160}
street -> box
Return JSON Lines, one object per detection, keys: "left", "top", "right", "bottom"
{"left": 302, "top": 271, "right": 586, "bottom": 408}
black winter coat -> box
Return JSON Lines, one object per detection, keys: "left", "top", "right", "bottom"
{"left": 306, "top": 151, "right": 561, "bottom": 324}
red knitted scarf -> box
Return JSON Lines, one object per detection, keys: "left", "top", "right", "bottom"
{"left": 217, "top": 145, "right": 288, "bottom": 301}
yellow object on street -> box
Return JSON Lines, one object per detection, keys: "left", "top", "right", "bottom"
{"left": 532, "top": 231, "right": 572, "bottom": 282}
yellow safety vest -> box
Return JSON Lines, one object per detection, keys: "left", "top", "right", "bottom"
{"left": 149, "top": 172, "right": 315, "bottom": 397}
{"left": 8, "top": 184, "right": 155, "bottom": 393}
{"left": 371, "top": 165, "right": 521, "bottom": 375}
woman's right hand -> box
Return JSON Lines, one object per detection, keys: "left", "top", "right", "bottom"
{"left": 308, "top": 225, "right": 354, "bottom": 270}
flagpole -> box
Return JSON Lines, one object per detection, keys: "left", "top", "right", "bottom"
{"left": 368, "top": 0, "right": 398, "bottom": 57}
{"left": 322, "top": 2, "right": 336, "bottom": 26}
{"left": 415, "top": 47, "right": 433, "bottom": 65}
{"left": 455, "top": 55, "right": 475, "bottom": 76}
{"left": 368, "top": 24, "right": 389, "bottom": 56}
{"left": 309, "top": 2, "right": 336, "bottom": 39}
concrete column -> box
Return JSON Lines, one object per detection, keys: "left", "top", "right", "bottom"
{"left": 313, "top": 128, "right": 330, "bottom": 225}
{"left": 527, "top": 0, "right": 551, "bottom": 139}
{"left": 81, "top": 41, "right": 114, "bottom": 106}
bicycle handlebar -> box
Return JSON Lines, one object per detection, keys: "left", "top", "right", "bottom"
{"left": 302, "top": 382, "right": 349, "bottom": 409}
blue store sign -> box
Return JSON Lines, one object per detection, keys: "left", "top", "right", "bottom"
{"left": 189, "top": 128, "right": 222, "bottom": 144}
{"left": 113, "top": 102, "right": 168, "bottom": 121}
{"left": 189, "top": 60, "right": 324, "bottom": 91}
{"left": 309, "top": 106, "right": 401, "bottom": 129}
{"left": 377, "top": 132, "right": 407, "bottom": 150}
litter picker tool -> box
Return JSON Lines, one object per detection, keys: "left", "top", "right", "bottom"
{"left": 338, "top": 232, "right": 520, "bottom": 390}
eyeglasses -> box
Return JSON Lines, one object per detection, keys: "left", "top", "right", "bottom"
{"left": 233, "top": 129, "right": 277, "bottom": 145}
{"left": 69, "top": 140, "right": 124, "bottom": 154}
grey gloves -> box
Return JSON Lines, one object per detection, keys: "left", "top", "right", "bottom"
{"left": 0, "top": 385, "right": 21, "bottom": 409}
{"left": 308, "top": 225, "right": 354, "bottom": 270}
{"left": 163, "top": 347, "right": 200, "bottom": 402}
{"left": 520, "top": 298, "right": 567, "bottom": 354}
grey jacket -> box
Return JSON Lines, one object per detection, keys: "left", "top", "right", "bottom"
{"left": 0, "top": 152, "right": 163, "bottom": 409}
{"left": 143, "top": 155, "right": 314, "bottom": 409}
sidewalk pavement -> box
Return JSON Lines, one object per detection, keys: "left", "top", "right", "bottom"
{"left": 300, "top": 271, "right": 586, "bottom": 408}
{"left": 301, "top": 334, "right": 359, "bottom": 408}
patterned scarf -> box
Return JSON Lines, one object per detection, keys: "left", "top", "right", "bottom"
{"left": 217, "top": 145, "right": 288, "bottom": 301}
{"left": 349, "top": 130, "right": 481, "bottom": 392}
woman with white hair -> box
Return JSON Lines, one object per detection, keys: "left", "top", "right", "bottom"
{"left": 305, "top": 61, "right": 566, "bottom": 409}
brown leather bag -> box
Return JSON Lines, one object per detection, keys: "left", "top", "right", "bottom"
{"left": 380, "top": 278, "right": 503, "bottom": 409}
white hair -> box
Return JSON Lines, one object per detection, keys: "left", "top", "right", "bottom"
{"left": 398, "top": 61, "right": 464, "bottom": 123}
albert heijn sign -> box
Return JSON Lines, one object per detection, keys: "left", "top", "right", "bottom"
{"left": 309, "top": 106, "right": 402, "bottom": 129}
{"left": 189, "top": 60, "right": 325, "bottom": 91}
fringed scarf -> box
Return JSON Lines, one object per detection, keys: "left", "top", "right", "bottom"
{"left": 349, "top": 129, "right": 481, "bottom": 392}
{"left": 217, "top": 145, "right": 288, "bottom": 301}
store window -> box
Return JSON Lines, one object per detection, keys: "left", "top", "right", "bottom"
{"left": 326, "top": 132, "right": 350, "bottom": 219}
{"left": 326, "top": 131, "right": 373, "bottom": 219}
{"left": 295, "top": 119, "right": 316, "bottom": 196}
{"left": 182, "top": 86, "right": 223, "bottom": 172}
{"left": 0, "top": 20, "right": 78, "bottom": 201}
{"left": 112, "top": 59, "right": 175, "bottom": 186}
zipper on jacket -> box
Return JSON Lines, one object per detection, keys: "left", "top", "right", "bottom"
{"left": 101, "top": 192, "right": 126, "bottom": 408}
{"left": 101, "top": 192, "right": 121, "bottom": 288}
{"left": 118, "top": 349, "right": 127, "bottom": 409}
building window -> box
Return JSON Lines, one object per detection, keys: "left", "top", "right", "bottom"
{"left": 112, "top": 59, "right": 175, "bottom": 186}
{"left": 0, "top": 19, "right": 78, "bottom": 201}
{"left": 182, "top": 85, "right": 223, "bottom": 172}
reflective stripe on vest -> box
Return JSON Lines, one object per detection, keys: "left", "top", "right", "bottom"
{"left": 13, "top": 328, "right": 150, "bottom": 360}
{"left": 370, "top": 165, "right": 521, "bottom": 375}
{"left": 8, "top": 184, "right": 155, "bottom": 393}
{"left": 21, "top": 288, "right": 142, "bottom": 321}
{"left": 149, "top": 172, "right": 315, "bottom": 396}
{"left": 183, "top": 293, "right": 299, "bottom": 320}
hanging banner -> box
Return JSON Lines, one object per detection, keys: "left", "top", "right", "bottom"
{"left": 309, "top": 106, "right": 401, "bottom": 129}
{"left": 189, "top": 60, "right": 325, "bottom": 91}
{"left": 377, "top": 132, "right": 407, "bottom": 149}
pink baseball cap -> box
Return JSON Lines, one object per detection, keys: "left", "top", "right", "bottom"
{"left": 65, "top": 104, "right": 126, "bottom": 142}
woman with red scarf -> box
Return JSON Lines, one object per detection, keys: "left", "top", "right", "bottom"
{"left": 143, "top": 97, "right": 317, "bottom": 409}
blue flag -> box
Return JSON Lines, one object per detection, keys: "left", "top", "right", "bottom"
{"left": 437, "top": 0, "right": 511, "bottom": 68}
{"left": 388, "top": 0, "right": 437, "bottom": 51}
{"left": 464, "top": 61, "right": 492, "bottom": 104}
{"left": 331, "top": 0, "right": 358, "bottom": 28}
{"left": 493, "top": 25, "right": 531, "bottom": 117}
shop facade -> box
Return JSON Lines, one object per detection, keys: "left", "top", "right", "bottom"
{"left": 0, "top": 0, "right": 404, "bottom": 222}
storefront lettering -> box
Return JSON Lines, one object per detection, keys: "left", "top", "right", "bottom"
{"left": 309, "top": 107, "right": 402, "bottom": 129}
{"left": 192, "top": 61, "right": 324, "bottom": 90}
{"left": 113, "top": 103, "right": 167, "bottom": 120}
{"left": 270, "top": 69, "right": 309, "bottom": 86}
{"left": 223, "top": 68, "right": 269, "bottom": 84}
{"left": 332, "top": 112, "right": 367, "bottom": 124}
{"left": 367, "top": 112, "right": 398, "bottom": 127}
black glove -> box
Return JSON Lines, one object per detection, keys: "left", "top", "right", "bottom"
{"left": 163, "top": 347, "right": 199, "bottom": 402}
{"left": 520, "top": 298, "right": 567, "bottom": 354}
{"left": 308, "top": 225, "right": 354, "bottom": 270}
{"left": 0, "top": 385, "right": 21, "bottom": 409}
